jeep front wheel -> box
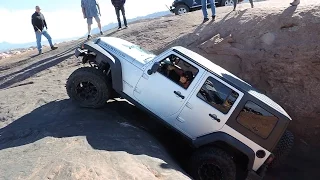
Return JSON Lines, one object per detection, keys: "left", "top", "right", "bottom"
{"left": 174, "top": 4, "right": 189, "bottom": 15}
{"left": 66, "top": 67, "right": 111, "bottom": 108}
{"left": 188, "top": 147, "right": 236, "bottom": 180}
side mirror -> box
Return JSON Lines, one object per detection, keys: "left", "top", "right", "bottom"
{"left": 147, "top": 62, "right": 160, "bottom": 75}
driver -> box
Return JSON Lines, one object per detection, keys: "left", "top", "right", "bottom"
{"left": 168, "top": 66, "right": 193, "bottom": 88}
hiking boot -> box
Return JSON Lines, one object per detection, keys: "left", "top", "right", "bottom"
{"left": 38, "top": 50, "right": 43, "bottom": 55}
{"left": 203, "top": 18, "right": 209, "bottom": 23}
{"left": 87, "top": 35, "right": 92, "bottom": 40}
{"left": 51, "top": 46, "right": 58, "bottom": 50}
{"left": 118, "top": 26, "right": 122, "bottom": 29}
{"left": 290, "top": 0, "right": 300, "bottom": 6}
{"left": 212, "top": 15, "right": 216, "bottom": 21}
{"left": 100, "top": 31, "right": 103, "bottom": 35}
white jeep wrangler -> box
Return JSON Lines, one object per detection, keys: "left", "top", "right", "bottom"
{"left": 66, "top": 37, "right": 294, "bottom": 180}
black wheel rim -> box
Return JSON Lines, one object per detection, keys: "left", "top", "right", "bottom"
{"left": 198, "top": 163, "right": 223, "bottom": 180}
{"left": 75, "top": 81, "right": 98, "bottom": 101}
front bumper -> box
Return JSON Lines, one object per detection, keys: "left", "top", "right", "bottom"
{"left": 168, "top": 5, "right": 175, "bottom": 13}
{"left": 74, "top": 47, "right": 87, "bottom": 58}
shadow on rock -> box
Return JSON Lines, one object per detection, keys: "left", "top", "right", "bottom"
{"left": 0, "top": 99, "right": 192, "bottom": 176}
{"left": 221, "top": 72, "right": 320, "bottom": 180}
{"left": 0, "top": 48, "right": 75, "bottom": 90}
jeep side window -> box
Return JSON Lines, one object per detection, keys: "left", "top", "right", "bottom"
{"left": 197, "top": 77, "right": 239, "bottom": 114}
{"left": 236, "top": 101, "right": 279, "bottom": 139}
{"left": 157, "top": 54, "right": 199, "bottom": 89}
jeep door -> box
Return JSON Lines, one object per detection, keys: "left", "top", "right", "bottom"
{"left": 174, "top": 71, "right": 244, "bottom": 139}
{"left": 133, "top": 52, "right": 205, "bottom": 120}
{"left": 194, "top": 0, "right": 202, "bottom": 6}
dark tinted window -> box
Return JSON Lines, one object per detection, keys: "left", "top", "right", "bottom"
{"left": 237, "top": 101, "right": 278, "bottom": 139}
{"left": 197, "top": 77, "right": 239, "bottom": 114}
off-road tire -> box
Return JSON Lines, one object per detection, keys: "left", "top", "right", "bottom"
{"left": 269, "top": 130, "right": 294, "bottom": 169}
{"left": 66, "top": 67, "right": 111, "bottom": 108}
{"left": 188, "top": 147, "right": 236, "bottom": 180}
{"left": 174, "top": 4, "right": 190, "bottom": 15}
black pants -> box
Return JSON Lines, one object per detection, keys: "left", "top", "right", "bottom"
{"left": 115, "top": 6, "right": 127, "bottom": 27}
{"left": 233, "top": 0, "right": 253, "bottom": 10}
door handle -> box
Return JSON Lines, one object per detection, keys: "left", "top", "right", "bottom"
{"left": 209, "top": 114, "right": 220, "bottom": 122}
{"left": 174, "top": 91, "right": 185, "bottom": 99}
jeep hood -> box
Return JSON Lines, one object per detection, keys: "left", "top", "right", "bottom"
{"left": 96, "top": 37, "right": 156, "bottom": 65}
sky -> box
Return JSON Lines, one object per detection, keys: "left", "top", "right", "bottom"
{"left": 0, "top": 0, "right": 173, "bottom": 44}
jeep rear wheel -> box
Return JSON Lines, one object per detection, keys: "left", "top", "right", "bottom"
{"left": 269, "top": 130, "right": 294, "bottom": 169}
{"left": 174, "top": 4, "right": 190, "bottom": 15}
{"left": 188, "top": 147, "right": 236, "bottom": 180}
{"left": 66, "top": 67, "right": 111, "bottom": 108}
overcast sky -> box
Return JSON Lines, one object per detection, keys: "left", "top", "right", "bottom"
{"left": 0, "top": 0, "right": 173, "bottom": 44}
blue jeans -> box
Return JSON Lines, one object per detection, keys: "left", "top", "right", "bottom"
{"left": 201, "top": 0, "right": 216, "bottom": 18}
{"left": 35, "top": 29, "right": 53, "bottom": 52}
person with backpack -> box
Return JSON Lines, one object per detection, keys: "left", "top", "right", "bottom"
{"left": 111, "top": 0, "right": 128, "bottom": 29}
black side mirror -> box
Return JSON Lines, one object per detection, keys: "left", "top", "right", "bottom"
{"left": 147, "top": 62, "right": 160, "bottom": 75}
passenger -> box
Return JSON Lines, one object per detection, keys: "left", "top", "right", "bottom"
{"left": 171, "top": 56, "right": 180, "bottom": 65}
{"left": 179, "top": 71, "right": 193, "bottom": 88}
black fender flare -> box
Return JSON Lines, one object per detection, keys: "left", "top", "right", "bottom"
{"left": 82, "top": 41, "right": 123, "bottom": 92}
{"left": 192, "top": 132, "right": 255, "bottom": 170}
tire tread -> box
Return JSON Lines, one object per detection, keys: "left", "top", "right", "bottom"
{"left": 66, "top": 67, "right": 111, "bottom": 108}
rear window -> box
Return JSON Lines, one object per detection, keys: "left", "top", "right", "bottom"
{"left": 236, "top": 101, "right": 278, "bottom": 139}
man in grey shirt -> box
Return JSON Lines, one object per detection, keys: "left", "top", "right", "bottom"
{"left": 81, "top": 0, "right": 103, "bottom": 39}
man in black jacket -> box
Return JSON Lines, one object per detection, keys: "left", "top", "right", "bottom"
{"left": 31, "top": 6, "right": 58, "bottom": 55}
{"left": 111, "top": 0, "right": 128, "bottom": 29}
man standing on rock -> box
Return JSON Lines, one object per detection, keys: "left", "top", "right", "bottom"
{"left": 81, "top": 0, "right": 103, "bottom": 40}
{"left": 31, "top": 6, "right": 58, "bottom": 55}
{"left": 201, "top": 0, "right": 216, "bottom": 23}
{"left": 111, "top": 0, "right": 128, "bottom": 29}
